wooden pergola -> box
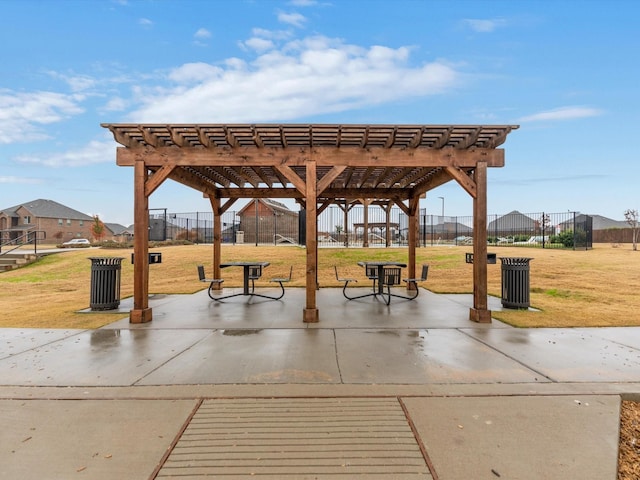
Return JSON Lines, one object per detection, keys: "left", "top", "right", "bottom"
{"left": 102, "top": 123, "right": 518, "bottom": 324}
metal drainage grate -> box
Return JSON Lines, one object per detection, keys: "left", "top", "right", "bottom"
{"left": 156, "top": 397, "right": 431, "bottom": 478}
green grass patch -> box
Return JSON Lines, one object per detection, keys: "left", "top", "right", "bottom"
{"left": 542, "top": 288, "right": 573, "bottom": 298}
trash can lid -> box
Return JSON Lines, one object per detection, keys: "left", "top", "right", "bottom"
{"left": 499, "top": 257, "right": 533, "bottom": 265}
{"left": 88, "top": 257, "right": 125, "bottom": 265}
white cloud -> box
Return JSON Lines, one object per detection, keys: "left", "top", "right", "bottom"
{"left": 0, "top": 176, "right": 43, "bottom": 184}
{"left": 238, "top": 27, "right": 296, "bottom": 52}
{"left": 168, "top": 62, "right": 224, "bottom": 83}
{"left": 102, "top": 96, "right": 128, "bottom": 112}
{"left": 193, "top": 28, "right": 212, "bottom": 47}
{"left": 128, "top": 36, "right": 460, "bottom": 123}
{"left": 194, "top": 28, "right": 211, "bottom": 40}
{"left": 519, "top": 106, "right": 602, "bottom": 122}
{"left": 14, "top": 140, "right": 115, "bottom": 167}
{"left": 45, "top": 71, "right": 97, "bottom": 92}
{"left": 463, "top": 18, "right": 507, "bottom": 33}
{"left": 251, "top": 28, "right": 292, "bottom": 41}
{"left": 278, "top": 12, "right": 307, "bottom": 28}
{"left": 139, "top": 18, "right": 153, "bottom": 27}
{"left": 242, "top": 37, "right": 275, "bottom": 52}
{"left": 289, "top": 0, "right": 317, "bottom": 5}
{"left": 0, "top": 90, "right": 84, "bottom": 144}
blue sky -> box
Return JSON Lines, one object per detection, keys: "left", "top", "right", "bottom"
{"left": 1, "top": 0, "right": 638, "bottom": 226}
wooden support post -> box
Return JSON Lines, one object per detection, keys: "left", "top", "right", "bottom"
{"left": 385, "top": 202, "right": 392, "bottom": 247}
{"left": 210, "top": 196, "right": 223, "bottom": 291}
{"left": 469, "top": 161, "right": 491, "bottom": 323}
{"left": 343, "top": 202, "right": 349, "bottom": 247}
{"left": 304, "top": 161, "right": 319, "bottom": 323}
{"left": 407, "top": 197, "right": 419, "bottom": 291}
{"left": 362, "top": 199, "right": 369, "bottom": 247}
{"left": 130, "top": 159, "right": 152, "bottom": 323}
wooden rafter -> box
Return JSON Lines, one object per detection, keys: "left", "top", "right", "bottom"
{"left": 374, "top": 167, "right": 396, "bottom": 187}
{"left": 216, "top": 187, "right": 301, "bottom": 198}
{"left": 386, "top": 168, "right": 415, "bottom": 189}
{"left": 411, "top": 169, "right": 452, "bottom": 197}
{"left": 232, "top": 167, "right": 259, "bottom": 187}
{"left": 168, "top": 126, "right": 191, "bottom": 147}
{"left": 252, "top": 166, "right": 273, "bottom": 187}
{"left": 202, "top": 167, "right": 231, "bottom": 188}
{"left": 408, "top": 127, "right": 424, "bottom": 148}
{"left": 359, "top": 167, "right": 376, "bottom": 187}
{"left": 457, "top": 127, "right": 481, "bottom": 149}
{"left": 170, "top": 167, "right": 219, "bottom": 196}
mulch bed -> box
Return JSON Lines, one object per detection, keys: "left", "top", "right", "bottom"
{"left": 618, "top": 400, "right": 640, "bottom": 479}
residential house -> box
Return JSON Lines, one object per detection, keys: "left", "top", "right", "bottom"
{"left": 487, "top": 210, "right": 537, "bottom": 237}
{"left": 0, "top": 199, "right": 95, "bottom": 244}
{"left": 104, "top": 223, "right": 134, "bottom": 243}
{"left": 237, "top": 199, "right": 299, "bottom": 244}
{"left": 558, "top": 214, "right": 626, "bottom": 232}
{"left": 559, "top": 214, "right": 633, "bottom": 244}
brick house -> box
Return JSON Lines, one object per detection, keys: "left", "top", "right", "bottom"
{"left": 0, "top": 199, "right": 96, "bottom": 244}
{"left": 237, "top": 199, "right": 299, "bottom": 244}
{"left": 104, "top": 223, "right": 134, "bottom": 243}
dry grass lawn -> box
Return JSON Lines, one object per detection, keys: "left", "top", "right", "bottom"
{"left": 1, "top": 243, "right": 639, "bottom": 329}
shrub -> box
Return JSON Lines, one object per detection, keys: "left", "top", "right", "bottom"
{"left": 554, "top": 229, "right": 587, "bottom": 248}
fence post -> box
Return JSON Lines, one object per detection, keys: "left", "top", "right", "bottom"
{"left": 573, "top": 212, "right": 578, "bottom": 250}
{"left": 454, "top": 216, "right": 458, "bottom": 242}
{"left": 430, "top": 215, "right": 434, "bottom": 246}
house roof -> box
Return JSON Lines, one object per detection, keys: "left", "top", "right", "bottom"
{"left": 104, "top": 223, "right": 131, "bottom": 235}
{"left": 487, "top": 210, "right": 536, "bottom": 230}
{"left": 559, "top": 214, "right": 628, "bottom": 230}
{"left": 237, "top": 198, "right": 295, "bottom": 216}
{"left": 1, "top": 199, "right": 93, "bottom": 221}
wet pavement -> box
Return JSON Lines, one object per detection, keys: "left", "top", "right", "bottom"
{"left": 1, "top": 287, "right": 639, "bottom": 479}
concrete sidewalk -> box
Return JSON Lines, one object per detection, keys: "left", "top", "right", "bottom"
{"left": 1, "top": 288, "right": 639, "bottom": 479}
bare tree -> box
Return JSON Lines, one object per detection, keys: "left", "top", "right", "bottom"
{"left": 624, "top": 209, "right": 639, "bottom": 251}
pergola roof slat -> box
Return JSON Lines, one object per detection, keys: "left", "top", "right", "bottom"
{"left": 103, "top": 123, "right": 518, "bottom": 203}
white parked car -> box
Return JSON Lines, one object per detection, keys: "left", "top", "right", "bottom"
{"left": 62, "top": 238, "right": 91, "bottom": 247}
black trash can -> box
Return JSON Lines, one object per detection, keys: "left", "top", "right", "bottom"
{"left": 500, "top": 257, "right": 533, "bottom": 309}
{"left": 89, "top": 257, "right": 124, "bottom": 311}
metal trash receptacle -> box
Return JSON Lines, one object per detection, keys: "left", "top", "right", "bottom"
{"left": 500, "top": 257, "right": 532, "bottom": 309}
{"left": 236, "top": 231, "right": 244, "bottom": 244}
{"left": 89, "top": 257, "right": 124, "bottom": 310}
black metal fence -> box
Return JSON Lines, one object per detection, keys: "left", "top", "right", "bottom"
{"left": 149, "top": 207, "right": 595, "bottom": 250}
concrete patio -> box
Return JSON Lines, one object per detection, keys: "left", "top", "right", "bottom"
{"left": 1, "top": 287, "right": 639, "bottom": 479}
